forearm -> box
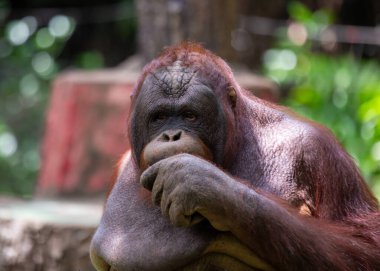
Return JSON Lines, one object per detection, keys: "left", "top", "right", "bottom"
{"left": 221, "top": 180, "right": 371, "bottom": 270}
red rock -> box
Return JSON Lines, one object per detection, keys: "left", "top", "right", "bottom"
{"left": 37, "top": 69, "right": 137, "bottom": 197}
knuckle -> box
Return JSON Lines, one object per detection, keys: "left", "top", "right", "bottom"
{"left": 176, "top": 153, "right": 192, "bottom": 163}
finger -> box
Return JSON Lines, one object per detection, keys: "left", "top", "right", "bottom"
{"left": 151, "top": 177, "right": 163, "bottom": 206}
{"left": 161, "top": 192, "right": 171, "bottom": 217}
{"left": 169, "top": 202, "right": 191, "bottom": 227}
{"left": 140, "top": 163, "right": 160, "bottom": 191}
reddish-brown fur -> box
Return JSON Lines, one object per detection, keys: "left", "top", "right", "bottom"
{"left": 94, "top": 43, "right": 380, "bottom": 271}
{"left": 137, "top": 43, "right": 379, "bottom": 269}
{"left": 133, "top": 43, "right": 380, "bottom": 270}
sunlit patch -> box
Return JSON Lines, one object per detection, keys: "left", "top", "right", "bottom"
{"left": 360, "top": 122, "right": 375, "bottom": 141}
{"left": 332, "top": 88, "right": 348, "bottom": 109}
{"left": 0, "top": 132, "right": 17, "bottom": 157}
{"left": 287, "top": 22, "right": 308, "bottom": 46}
{"left": 334, "top": 69, "right": 351, "bottom": 90}
{"left": 20, "top": 74, "right": 40, "bottom": 98}
{"left": 7, "top": 20, "right": 30, "bottom": 45}
{"left": 372, "top": 181, "right": 380, "bottom": 199}
{"left": 263, "top": 49, "right": 297, "bottom": 71}
{"left": 48, "top": 15, "right": 74, "bottom": 38}
{"left": 22, "top": 149, "right": 40, "bottom": 171}
{"left": 32, "top": 52, "right": 55, "bottom": 77}
{"left": 371, "top": 141, "right": 380, "bottom": 161}
{"left": 35, "top": 28, "right": 55, "bottom": 49}
{"left": 299, "top": 204, "right": 311, "bottom": 216}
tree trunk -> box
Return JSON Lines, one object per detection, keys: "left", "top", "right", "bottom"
{"left": 136, "top": 0, "right": 239, "bottom": 62}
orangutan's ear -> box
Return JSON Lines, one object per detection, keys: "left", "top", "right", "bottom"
{"left": 227, "top": 86, "right": 237, "bottom": 108}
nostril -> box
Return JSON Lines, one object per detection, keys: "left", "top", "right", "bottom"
{"left": 160, "top": 130, "right": 182, "bottom": 142}
{"left": 90, "top": 248, "right": 111, "bottom": 271}
{"left": 162, "top": 133, "right": 170, "bottom": 141}
{"left": 172, "top": 131, "right": 182, "bottom": 141}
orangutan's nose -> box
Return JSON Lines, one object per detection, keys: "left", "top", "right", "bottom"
{"left": 160, "top": 129, "right": 183, "bottom": 142}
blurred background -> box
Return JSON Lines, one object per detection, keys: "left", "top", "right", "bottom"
{"left": 0, "top": 0, "right": 379, "bottom": 270}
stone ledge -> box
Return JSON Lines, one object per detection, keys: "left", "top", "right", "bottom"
{"left": 0, "top": 197, "right": 102, "bottom": 271}
{"left": 0, "top": 197, "right": 103, "bottom": 227}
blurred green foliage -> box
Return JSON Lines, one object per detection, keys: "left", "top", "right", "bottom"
{"left": 0, "top": 0, "right": 135, "bottom": 196}
{"left": 263, "top": 2, "right": 380, "bottom": 199}
{"left": 0, "top": 3, "right": 76, "bottom": 196}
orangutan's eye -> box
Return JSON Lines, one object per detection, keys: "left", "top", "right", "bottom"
{"left": 152, "top": 112, "right": 167, "bottom": 122}
{"left": 183, "top": 111, "right": 197, "bottom": 122}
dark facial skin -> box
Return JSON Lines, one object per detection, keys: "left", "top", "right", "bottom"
{"left": 130, "top": 63, "right": 227, "bottom": 168}
{"left": 134, "top": 65, "right": 230, "bottom": 234}
{"left": 90, "top": 43, "right": 380, "bottom": 271}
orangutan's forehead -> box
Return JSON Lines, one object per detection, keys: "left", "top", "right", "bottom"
{"left": 149, "top": 61, "right": 198, "bottom": 98}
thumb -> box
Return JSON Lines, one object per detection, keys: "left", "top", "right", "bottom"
{"left": 140, "top": 162, "right": 160, "bottom": 191}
